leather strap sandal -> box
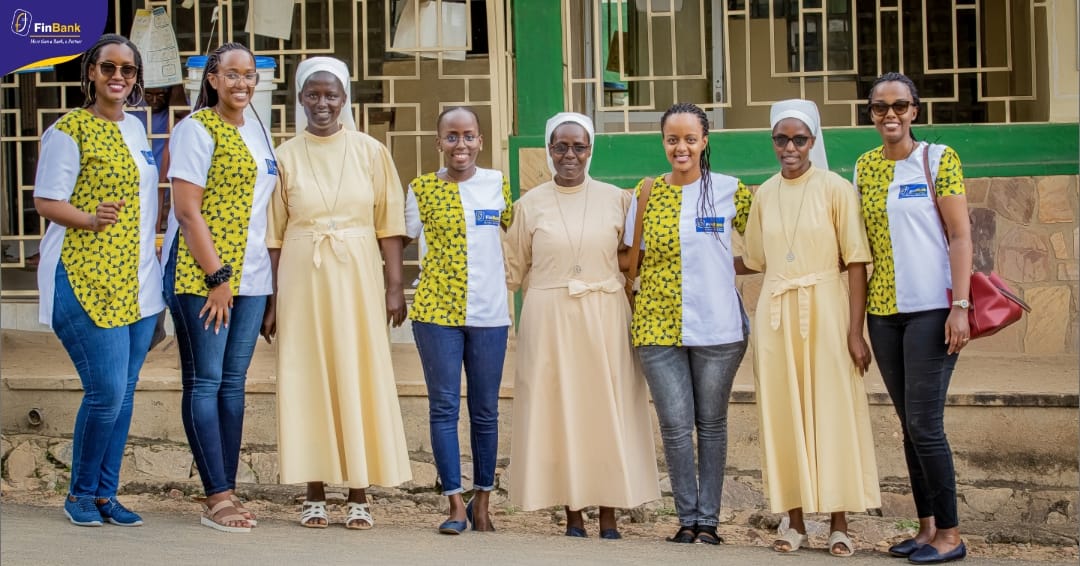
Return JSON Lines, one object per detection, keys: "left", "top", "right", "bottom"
{"left": 201, "top": 500, "right": 252, "bottom": 533}
{"left": 300, "top": 500, "right": 329, "bottom": 529}
{"left": 345, "top": 502, "right": 374, "bottom": 530}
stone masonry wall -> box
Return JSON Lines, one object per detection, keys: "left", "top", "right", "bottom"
{"left": 734, "top": 175, "right": 1079, "bottom": 355}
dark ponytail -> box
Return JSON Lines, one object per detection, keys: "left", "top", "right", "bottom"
{"left": 193, "top": 42, "right": 254, "bottom": 112}
{"left": 868, "top": 71, "right": 920, "bottom": 141}
{"left": 81, "top": 34, "right": 145, "bottom": 108}
{"left": 661, "top": 102, "right": 721, "bottom": 241}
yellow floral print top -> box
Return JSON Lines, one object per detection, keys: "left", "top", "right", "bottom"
{"left": 627, "top": 173, "right": 752, "bottom": 347}
{"left": 406, "top": 168, "right": 513, "bottom": 327}
{"left": 856, "top": 143, "right": 965, "bottom": 315}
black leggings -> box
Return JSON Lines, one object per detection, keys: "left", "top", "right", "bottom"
{"left": 868, "top": 309, "right": 959, "bottom": 529}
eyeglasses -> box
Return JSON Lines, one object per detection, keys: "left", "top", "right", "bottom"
{"left": 868, "top": 100, "right": 914, "bottom": 117}
{"left": 441, "top": 133, "right": 479, "bottom": 144}
{"left": 218, "top": 72, "right": 260, "bottom": 86}
{"left": 771, "top": 134, "right": 811, "bottom": 148}
{"left": 97, "top": 62, "right": 138, "bottom": 80}
{"left": 550, "top": 143, "right": 591, "bottom": 156}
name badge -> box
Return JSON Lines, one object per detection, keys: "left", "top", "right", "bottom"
{"left": 265, "top": 159, "right": 278, "bottom": 176}
{"left": 695, "top": 216, "right": 725, "bottom": 233}
{"left": 475, "top": 209, "right": 501, "bottom": 226}
{"left": 898, "top": 184, "right": 928, "bottom": 199}
{"left": 141, "top": 150, "right": 155, "bottom": 165}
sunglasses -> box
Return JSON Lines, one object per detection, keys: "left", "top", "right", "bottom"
{"left": 97, "top": 62, "right": 138, "bottom": 80}
{"left": 771, "top": 134, "right": 811, "bottom": 148}
{"left": 868, "top": 100, "right": 914, "bottom": 117}
{"left": 550, "top": 143, "right": 591, "bottom": 156}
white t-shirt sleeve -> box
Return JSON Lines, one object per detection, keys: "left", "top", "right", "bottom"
{"left": 404, "top": 184, "right": 421, "bottom": 239}
{"left": 167, "top": 118, "right": 213, "bottom": 187}
{"left": 33, "top": 128, "right": 80, "bottom": 201}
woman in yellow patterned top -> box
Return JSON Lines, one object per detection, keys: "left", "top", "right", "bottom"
{"left": 622, "top": 103, "right": 752, "bottom": 545}
{"left": 161, "top": 43, "right": 277, "bottom": 534}
{"left": 404, "top": 107, "right": 511, "bottom": 534}
{"left": 854, "top": 72, "right": 972, "bottom": 565}
{"left": 34, "top": 34, "right": 164, "bottom": 528}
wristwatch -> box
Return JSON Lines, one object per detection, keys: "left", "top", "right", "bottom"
{"left": 952, "top": 299, "right": 971, "bottom": 310}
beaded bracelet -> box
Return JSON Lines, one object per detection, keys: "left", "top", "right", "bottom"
{"left": 204, "top": 264, "right": 233, "bottom": 289}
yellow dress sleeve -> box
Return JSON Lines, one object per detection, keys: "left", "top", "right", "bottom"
{"left": 741, "top": 183, "right": 766, "bottom": 272}
{"left": 502, "top": 197, "right": 531, "bottom": 293}
{"left": 935, "top": 146, "right": 965, "bottom": 198}
{"left": 370, "top": 138, "right": 407, "bottom": 239}
{"left": 266, "top": 159, "right": 289, "bottom": 249}
{"left": 500, "top": 176, "right": 513, "bottom": 229}
{"left": 830, "top": 173, "right": 873, "bottom": 265}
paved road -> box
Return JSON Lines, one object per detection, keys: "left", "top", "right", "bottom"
{"left": 0, "top": 504, "right": 1067, "bottom": 566}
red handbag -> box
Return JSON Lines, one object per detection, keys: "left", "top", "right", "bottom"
{"left": 925, "top": 145, "right": 1031, "bottom": 339}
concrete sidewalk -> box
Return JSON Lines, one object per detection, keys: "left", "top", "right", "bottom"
{"left": 0, "top": 503, "right": 1069, "bottom": 566}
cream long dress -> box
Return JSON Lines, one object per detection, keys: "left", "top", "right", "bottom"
{"left": 268, "top": 128, "right": 412, "bottom": 488}
{"left": 742, "top": 166, "right": 881, "bottom": 513}
{"left": 503, "top": 178, "right": 660, "bottom": 511}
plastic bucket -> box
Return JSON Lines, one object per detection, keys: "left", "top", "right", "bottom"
{"left": 185, "top": 55, "right": 277, "bottom": 129}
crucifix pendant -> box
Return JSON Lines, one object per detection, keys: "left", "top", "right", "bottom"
{"left": 573, "top": 264, "right": 582, "bottom": 275}
{"left": 786, "top": 251, "right": 795, "bottom": 262}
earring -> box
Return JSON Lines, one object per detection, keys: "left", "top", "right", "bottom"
{"left": 130, "top": 83, "right": 145, "bottom": 106}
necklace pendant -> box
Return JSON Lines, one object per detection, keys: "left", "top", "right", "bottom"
{"left": 786, "top": 251, "right": 795, "bottom": 262}
{"left": 572, "top": 264, "right": 582, "bottom": 275}
{"left": 328, "top": 219, "right": 336, "bottom": 230}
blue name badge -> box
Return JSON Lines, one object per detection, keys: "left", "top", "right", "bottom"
{"left": 141, "top": 150, "right": 155, "bottom": 165}
{"left": 695, "top": 216, "right": 725, "bottom": 233}
{"left": 475, "top": 209, "right": 501, "bottom": 226}
{"left": 265, "top": 159, "right": 278, "bottom": 176}
{"left": 898, "top": 183, "right": 929, "bottom": 199}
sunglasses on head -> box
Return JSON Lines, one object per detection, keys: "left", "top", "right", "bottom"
{"left": 772, "top": 134, "right": 811, "bottom": 148}
{"left": 97, "top": 62, "right": 138, "bottom": 80}
{"left": 868, "top": 100, "right": 914, "bottom": 117}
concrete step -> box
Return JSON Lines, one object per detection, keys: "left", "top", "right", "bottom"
{"left": 2, "top": 329, "right": 1077, "bottom": 523}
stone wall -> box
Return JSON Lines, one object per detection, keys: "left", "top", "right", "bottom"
{"left": 735, "top": 175, "right": 1080, "bottom": 355}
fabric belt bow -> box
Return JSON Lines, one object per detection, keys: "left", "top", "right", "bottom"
{"left": 768, "top": 271, "right": 838, "bottom": 338}
{"left": 567, "top": 277, "right": 622, "bottom": 298}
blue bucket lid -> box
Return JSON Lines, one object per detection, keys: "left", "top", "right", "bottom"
{"left": 186, "top": 55, "right": 276, "bottom": 70}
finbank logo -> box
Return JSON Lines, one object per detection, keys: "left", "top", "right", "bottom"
{"left": 11, "top": 9, "right": 31, "bottom": 37}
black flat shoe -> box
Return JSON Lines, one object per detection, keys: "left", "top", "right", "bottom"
{"left": 599, "top": 528, "right": 622, "bottom": 540}
{"left": 695, "top": 525, "right": 722, "bottom": 545}
{"left": 666, "top": 525, "right": 697, "bottom": 544}
{"left": 565, "top": 525, "right": 588, "bottom": 538}
{"left": 908, "top": 542, "right": 967, "bottom": 564}
{"left": 889, "top": 538, "right": 925, "bottom": 557}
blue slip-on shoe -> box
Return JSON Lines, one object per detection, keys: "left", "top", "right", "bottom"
{"left": 908, "top": 542, "right": 967, "bottom": 564}
{"left": 889, "top": 538, "right": 925, "bottom": 557}
{"left": 64, "top": 495, "right": 103, "bottom": 527}
{"left": 96, "top": 497, "right": 144, "bottom": 526}
{"left": 599, "top": 528, "right": 622, "bottom": 540}
{"left": 465, "top": 499, "right": 496, "bottom": 532}
{"left": 565, "top": 526, "right": 588, "bottom": 538}
{"left": 438, "top": 519, "right": 468, "bottom": 535}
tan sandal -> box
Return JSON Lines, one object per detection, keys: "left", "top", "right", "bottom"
{"left": 230, "top": 494, "right": 257, "bottom": 527}
{"left": 828, "top": 530, "right": 855, "bottom": 557}
{"left": 773, "top": 528, "right": 808, "bottom": 552}
{"left": 201, "top": 500, "right": 252, "bottom": 533}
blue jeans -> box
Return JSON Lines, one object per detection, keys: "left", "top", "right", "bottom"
{"left": 868, "top": 309, "right": 959, "bottom": 529}
{"left": 163, "top": 244, "right": 266, "bottom": 496}
{"left": 412, "top": 322, "right": 507, "bottom": 496}
{"left": 52, "top": 263, "right": 157, "bottom": 498}
{"left": 637, "top": 340, "right": 747, "bottom": 527}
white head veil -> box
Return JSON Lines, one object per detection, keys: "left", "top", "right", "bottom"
{"left": 544, "top": 112, "right": 595, "bottom": 177}
{"left": 769, "top": 99, "right": 828, "bottom": 171}
{"left": 295, "top": 57, "right": 356, "bottom": 133}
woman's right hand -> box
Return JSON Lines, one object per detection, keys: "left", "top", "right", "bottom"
{"left": 260, "top": 299, "right": 276, "bottom": 344}
{"left": 847, "top": 331, "right": 872, "bottom": 375}
{"left": 199, "top": 282, "right": 233, "bottom": 333}
{"left": 88, "top": 200, "right": 125, "bottom": 232}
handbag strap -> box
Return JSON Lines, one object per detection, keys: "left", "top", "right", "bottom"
{"left": 922, "top": 142, "right": 949, "bottom": 242}
{"left": 626, "top": 176, "right": 657, "bottom": 288}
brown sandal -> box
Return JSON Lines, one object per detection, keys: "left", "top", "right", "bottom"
{"left": 230, "top": 494, "right": 257, "bottom": 526}
{"left": 201, "top": 500, "right": 252, "bottom": 533}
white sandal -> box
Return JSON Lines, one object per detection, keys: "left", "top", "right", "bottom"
{"left": 300, "top": 500, "right": 329, "bottom": 529}
{"left": 828, "top": 530, "right": 855, "bottom": 557}
{"left": 345, "top": 502, "right": 374, "bottom": 530}
{"left": 773, "top": 528, "right": 809, "bottom": 552}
